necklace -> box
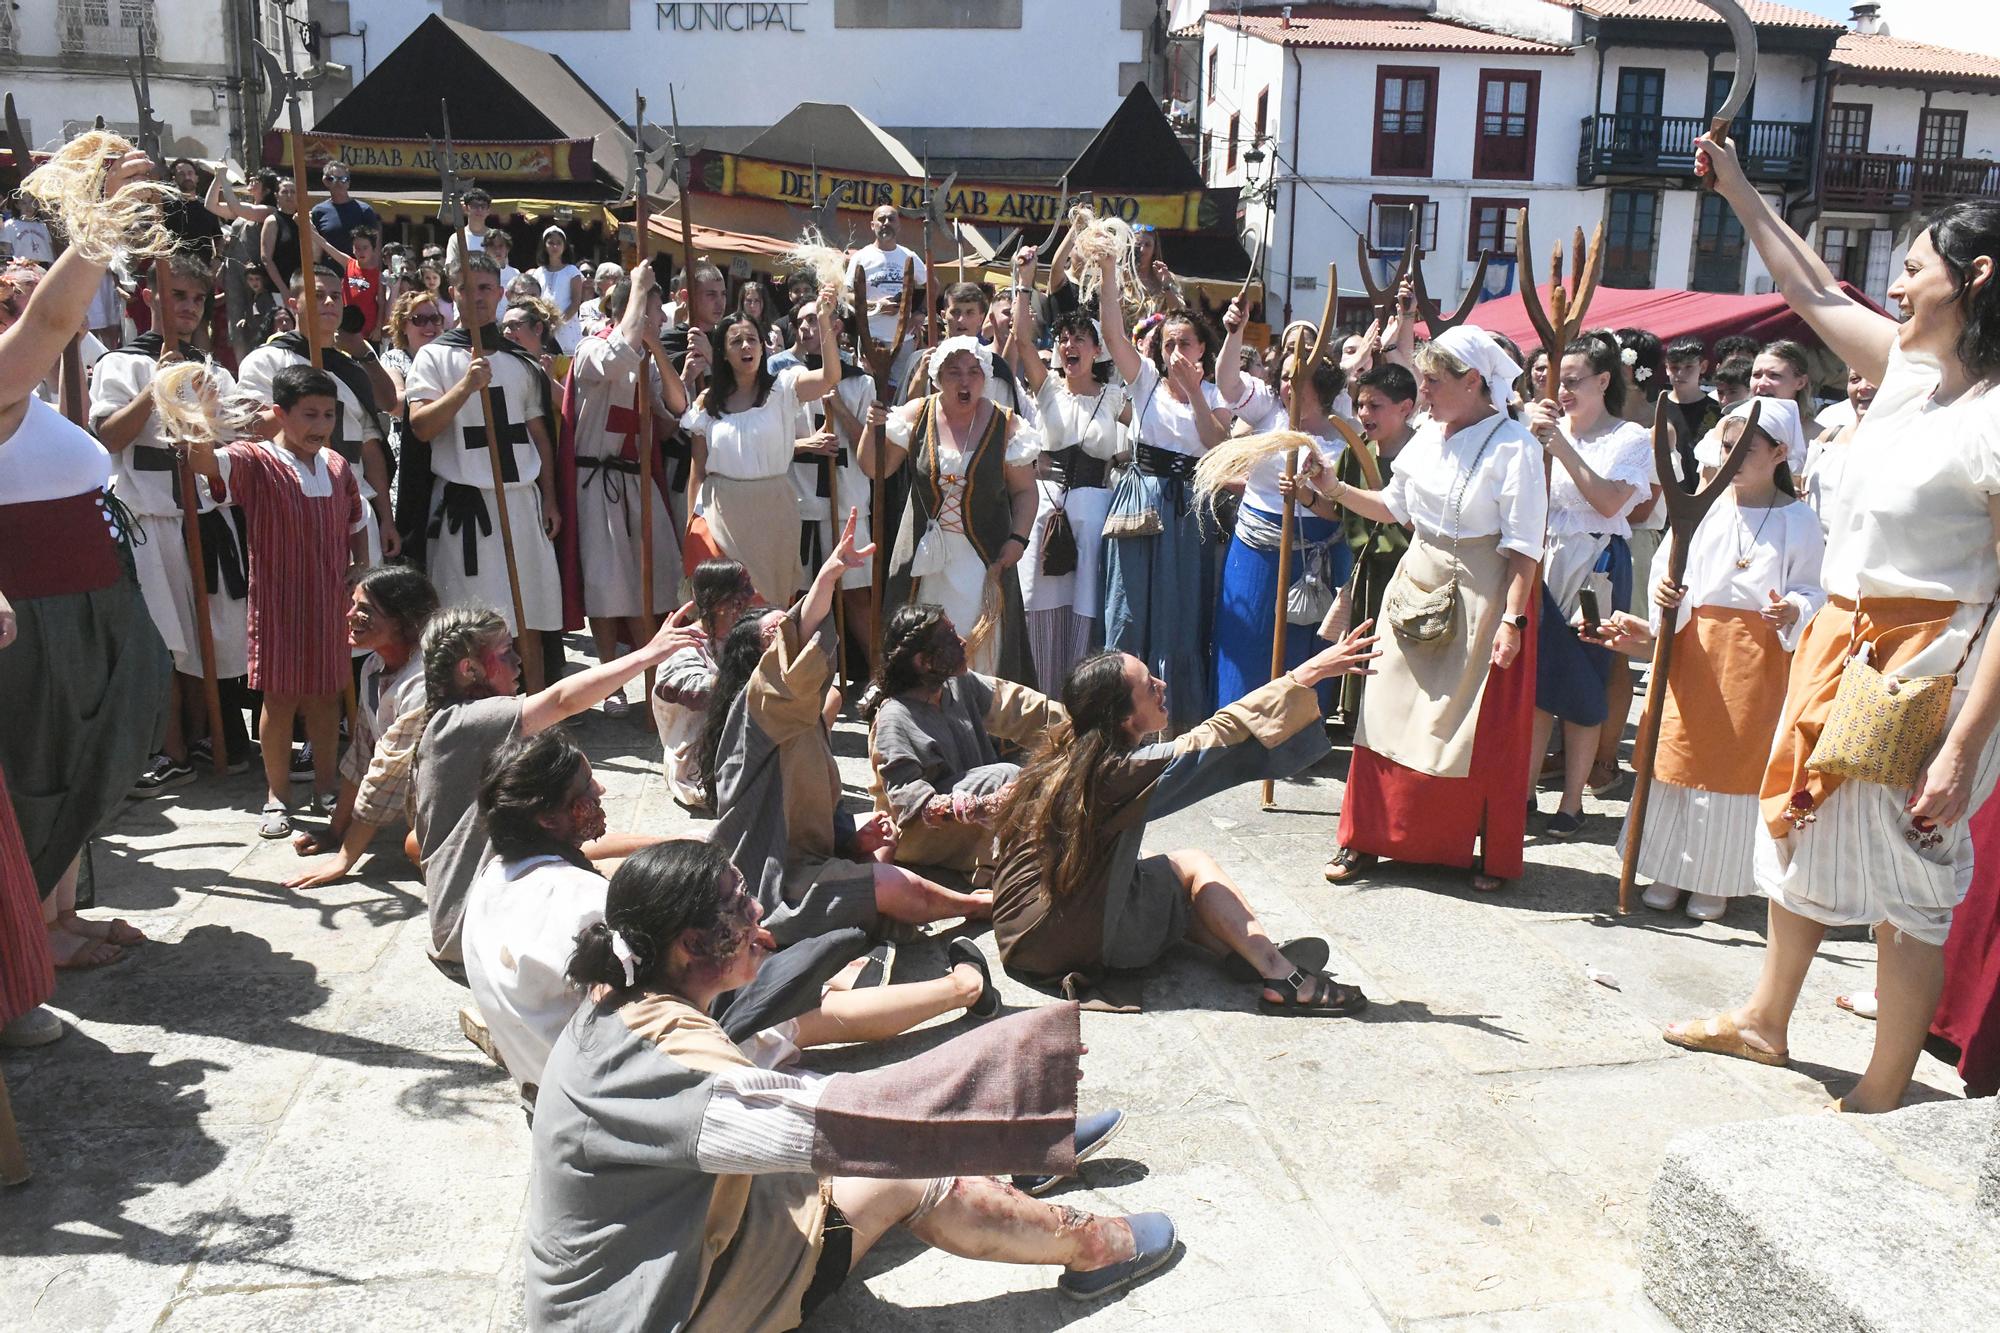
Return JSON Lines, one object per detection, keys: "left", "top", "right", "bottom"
{"left": 1733, "top": 498, "right": 1777, "bottom": 570}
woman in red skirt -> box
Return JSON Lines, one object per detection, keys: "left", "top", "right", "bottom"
{"left": 1287, "top": 327, "right": 1548, "bottom": 892}
{"left": 181, "top": 363, "right": 368, "bottom": 839}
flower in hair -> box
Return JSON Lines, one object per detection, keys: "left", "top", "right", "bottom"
{"left": 1620, "top": 347, "right": 1638, "bottom": 367}
{"left": 1634, "top": 366, "right": 1653, "bottom": 382}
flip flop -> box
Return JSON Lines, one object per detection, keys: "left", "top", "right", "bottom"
{"left": 1222, "top": 937, "right": 1330, "bottom": 984}
{"left": 1662, "top": 1013, "right": 1788, "bottom": 1067}
{"left": 1834, "top": 993, "right": 1879, "bottom": 1021}
{"left": 947, "top": 937, "right": 1000, "bottom": 1018}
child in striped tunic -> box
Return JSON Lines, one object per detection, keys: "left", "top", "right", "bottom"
{"left": 186, "top": 364, "right": 369, "bottom": 837}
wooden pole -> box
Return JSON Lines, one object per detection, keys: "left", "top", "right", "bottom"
{"left": 1617, "top": 400, "right": 1760, "bottom": 913}
{"left": 633, "top": 92, "right": 657, "bottom": 642}
{"left": 0, "top": 1064, "right": 28, "bottom": 1186}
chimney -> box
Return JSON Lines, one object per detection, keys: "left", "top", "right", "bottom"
{"left": 1850, "top": 3, "right": 1885, "bottom": 35}
{"left": 1281, "top": 5, "right": 1293, "bottom": 28}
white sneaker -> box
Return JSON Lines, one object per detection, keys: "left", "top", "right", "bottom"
{"left": 0, "top": 1005, "right": 65, "bottom": 1048}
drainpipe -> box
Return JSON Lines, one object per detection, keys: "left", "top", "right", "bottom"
{"left": 1283, "top": 42, "right": 1304, "bottom": 324}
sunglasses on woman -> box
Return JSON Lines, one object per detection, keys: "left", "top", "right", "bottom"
{"left": 408, "top": 312, "right": 444, "bottom": 328}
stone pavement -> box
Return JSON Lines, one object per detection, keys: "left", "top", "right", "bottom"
{"left": 0, "top": 678, "right": 1970, "bottom": 1333}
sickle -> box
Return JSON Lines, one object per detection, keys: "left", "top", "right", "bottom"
{"left": 1693, "top": 0, "right": 1759, "bottom": 184}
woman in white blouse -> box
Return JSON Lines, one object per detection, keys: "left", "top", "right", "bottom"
{"left": 1012, "top": 250, "right": 1130, "bottom": 686}
{"left": 1522, "top": 333, "right": 1658, "bottom": 838}
{"left": 1302, "top": 327, "right": 1548, "bottom": 893}
{"left": 1663, "top": 134, "right": 2000, "bottom": 1114}
{"left": 1097, "top": 256, "right": 1249, "bottom": 727}
{"left": 680, "top": 295, "right": 845, "bottom": 607}
{"left": 866, "top": 337, "right": 1040, "bottom": 681}
{"left": 1595, "top": 402, "right": 1825, "bottom": 921}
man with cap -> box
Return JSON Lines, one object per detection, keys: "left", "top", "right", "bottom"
{"left": 577, "top": 261, "right": 625, "bottom": 340}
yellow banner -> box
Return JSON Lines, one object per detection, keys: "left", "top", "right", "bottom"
{"left": 267, "top": 132, "right": 596, "bottom": 184}
{"left": 696, "top": 151, "right": 1217, "bottom": 231}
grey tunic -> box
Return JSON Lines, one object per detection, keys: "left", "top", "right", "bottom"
{"left": 414, "top": 695, "right": 522, "bottom": 963}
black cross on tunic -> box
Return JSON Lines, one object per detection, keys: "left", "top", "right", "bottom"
{"left": 460, "top": 384, "right": 533, "bottom": 485}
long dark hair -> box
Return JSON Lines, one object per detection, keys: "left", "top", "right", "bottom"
{"left": 1565, "top": 331, "right": 1630, "bottom": 418}
{"left": 872, "top": 602, "right": 952, "bottom": 709}
{"left": 1049, "top": 309, "right": 1112, "bottom": 385}
{"left": 700, "top": 313, "right": 778, "bottom": 415}
{"left": 1615, "top": 328, "right": 1666, "bottom": 404}
{"left": 567, "top": 840, "right": 735, "bottom": 999}
{"left": 1147, "top": 311, "right": 1218, "bottom": 379}
{"left": 690, "top": 558, "right": 755, "bottom": 636}
{"left": 355, "top": 564, "right": 439, "bottom": 649}
{"left": 694, "top": 612, "right": 773, "bottom": 808}
{"left": 1927, "top": 200, "right": 2000, "bottom": 380}
{"left": 479, "top": 730, "right": 596, "bottom": 868}
{"left": 992, "top": 652, "right": 1139, "bottom": 900}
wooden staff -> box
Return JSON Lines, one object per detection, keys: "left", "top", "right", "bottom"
{"left": 632, "top": 92, "right": 658, "bottom": 639}
{"left": 854, "top": 262, "right": 915, "bottom": 651}
{"left": 433, "top": 102, "right": 539, "bottom": 691}
{"left": 1617, "top": 400, "right": 1760, "bottom": 914}
{"left": 1261, "top": 263, "right": 1339, "bottom": 808}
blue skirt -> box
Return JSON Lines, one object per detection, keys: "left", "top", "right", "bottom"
{"left": 1535, "top": 535, "right": 1633, "bottom": 727}
{"left": 1102, "top": 467, "right": 1214, "bottom": 728}
{"left": 1213, "top": 507, "right": 1350, "bottom": 712}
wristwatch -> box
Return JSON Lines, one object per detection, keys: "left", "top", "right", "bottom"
{"left": 1503, "top": 613, "right": 1529, "bottom": 630}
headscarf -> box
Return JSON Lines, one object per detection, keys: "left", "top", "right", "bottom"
{"left": 1695, "top": 395, "right": 1808, "bottom": 474}
{"left": 931, "top": 334, "right": 993, "bottom": 381}
{"left": 1431, "top": 325, "right": 1522, "bottom": 416}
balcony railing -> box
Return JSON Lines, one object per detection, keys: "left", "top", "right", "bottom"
{"left": 1577, "top": 113, "right": 1812, "bottom": 185}
{"left": 1820, "top": 151, "right": 2000, "bottom": 211}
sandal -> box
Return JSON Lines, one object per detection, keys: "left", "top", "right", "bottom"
{"left": 258, "top": 800, "right": 292, "bottom": 840}
{"left": 58, "top": 911, "right": 145, "bottom": 946}
{"left": 1258, "top": 968, "right": 1368, "bottom": 1017}
{"left": 947, "top": 937, "right": 1001, "bottom": 1018}
{"left": 1662, "top": 1013, "right": 1788, "bottom": 1067}
{"left": 1323, "top": 848, "right": 1376, "bottom": 884}
{"left": 1222, "top": 937, "right": 1330, "bottom": 984}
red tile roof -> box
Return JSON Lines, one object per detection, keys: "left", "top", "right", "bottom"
{"left": 1199, "top": 6, "right": 1571, "bottom": 55}
{"left": 1832, "top": 32, "right": 2000, "bottom": 87}
{"left": 1579, "top": 1, "right": 1845, "bottom": 31}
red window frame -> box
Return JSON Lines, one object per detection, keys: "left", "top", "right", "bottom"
{"left": 1473, "top": 69, "right": 1539, "bottom": 181}
{"left": 1467, "top": 197, "right": 1528, "bottom": 261}
{"left": 1227, "top": 111, "right": 1240, "bottom": 172}
{"left": 1369, "top": 194, "right": 1436, "bottom": 256}
{"left": 1372, "top": 65, "right": 1439, "bottom": 177}
{"left": 1825, "top": 102, "right": 1871, "bottom": 156}
{"left": 1207, "top": 47, "right": 1218, "bottom": 102}
{"left": 1255, "top": 85, "right": 1269, "bottom": 144}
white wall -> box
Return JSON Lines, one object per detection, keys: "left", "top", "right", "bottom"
{"left": 331, "top": 0, "right": 1143, "bottom": 135}
{"left": 1827, "top": 83, "right": 2000, "bottom": 158}
{"left": 1597, "top": 47, "right": 1821, "bottom": 124}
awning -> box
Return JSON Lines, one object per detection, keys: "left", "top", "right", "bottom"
{"left": 357, "top": 191, "right": 623, "bottom": 229}
{"left": 641, "top": 212, "right": 804, "bottom": 263}
{"left": 1466, "top": 282, "right": 1889, "bottom": 353}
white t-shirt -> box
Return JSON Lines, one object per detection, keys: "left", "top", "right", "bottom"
{"left": 404, "top": 339, "right": 549, "bottom": 488}
{"left": 1, "top": 217, "right": 54, "bottom": 264}
{"left": 1652, "top": 495, "right": 1826, "bottom": 653}
{"left": 848, "top": 244, "right": 926, "bottom": 346}
{"left": 1382, "top": 411, "right": 1547, "bottom": 560}
{"left": 680, "top": 363, "right": 808, "bottom": 481}
{"left": 533, "top": 263, "right": 584, "bottom": 353}
{"left": 1547, "top": 417, "right": 1655, "bottom": 538}
{"left": 1241, "top": 405, "right": 1343, "bottom": 518}
{"left": 1035, "top": 375, "right": 1127, "bottom": 464}
{"left": 463, "top": 853, "right": 606, "bottom": 1088}
{"left": 1128, "top": 359, "right": 1236, "bottom": 458}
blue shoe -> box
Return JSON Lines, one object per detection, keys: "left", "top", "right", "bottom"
{"left": 1013, "top": 1108, "right": 1126, "bottom": 1196}
{"left": 1056, "top": 1211, "right": 1177, "bottom": 1302}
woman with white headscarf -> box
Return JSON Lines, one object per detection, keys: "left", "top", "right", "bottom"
{"left": 1290, "top": 327, "right": 1548, "bottom": 892}
{"left": 867, "top": 335, "right": 1042, "bottom": 682}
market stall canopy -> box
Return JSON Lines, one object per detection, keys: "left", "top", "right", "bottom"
{"left": 738, "top": 102, "right": 924, "bottom": 178}
{"left": 280, "top": 14, "right": 631, "bottom": 197}
{"left": 1468, "top": 282, "right": 1890, "bottom": 355}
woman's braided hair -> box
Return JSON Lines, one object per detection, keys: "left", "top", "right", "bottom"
{"left": 871, "top": 602, "right": 952, "bottom": 713}
{"left": 419, "top": 607, "right": 509, "bottom": 721}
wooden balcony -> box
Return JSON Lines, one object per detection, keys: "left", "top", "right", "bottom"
{"left": 1577, "top": 113, "right": 1812, "bottom": 185}
{"left": 1820, "top": 152, "right": 2000, "bottom": 212}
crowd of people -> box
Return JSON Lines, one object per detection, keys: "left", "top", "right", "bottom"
{"left": 3, "top": 125, "right": 1999, "bottom": 1324}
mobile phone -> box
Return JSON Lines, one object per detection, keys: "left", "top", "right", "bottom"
{"left": 1578, "top": 589, "right": 1601, "bottom": 633}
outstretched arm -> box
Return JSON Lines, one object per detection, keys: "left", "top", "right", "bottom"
{"left": 1098, "top": 257, "right": 1141, "bottom": 386}
{"left": 799, "top": 508, "right": 874, "bottom": 639}
{"left": 522, "top": 602, "right": 703, "bottom": 735}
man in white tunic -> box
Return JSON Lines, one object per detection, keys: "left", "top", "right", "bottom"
{"left": 405, "top": 254, "right": 563, "bottom": 639}
{"left": 93, "top": 252, "right": 253, "bottom": 787}
{"left": 563, "top": 262, "right": 682, "bottom": 681}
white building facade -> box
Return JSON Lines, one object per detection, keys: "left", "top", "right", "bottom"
{"left": 1183, "top": 1, "right": 1997, "bottom": 325}
{"left": 0, "top": 0, "right": 256, "bottom": 161}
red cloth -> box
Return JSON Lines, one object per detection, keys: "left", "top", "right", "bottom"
{"left": 1933, "top": 800, "right": 2000, "bottom": 1098}
{"left": 0, "top": 766, "right": 54, "bottom": 1027}
{"left": 218, "top": 443, "right": 362, "bottom": 696}
{"left": 1466, "top": 282, "right": 1889, "bottom": 355}
{"left": 344, "top": 261, "right": 382, "bottom": 334}
{"left": 0, "top": 493, "right": 123, "bottom": 600}
{"left": 1337, "top": 606, "right": 1539, "bottom": 879}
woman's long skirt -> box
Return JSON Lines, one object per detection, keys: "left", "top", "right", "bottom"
{"left": 0, "top": 767, "right": 54, "bottom": 1026}
{"left": 0, "top": 579, "right": 168, "bottom": 895}
{"left": 706, "top": 474, "right": 806, "bottom": 610}
{"left": 1338, "top": 604, "right": 1539, "bottom": 879}
{"left": 1213, "top": 508, "right": 1349, "bottom": 712}
{"left": 1933, "top": 801, "right": 2000, "bottom": 1098}
{"left": 1103, "top": 471, "right": 1212, "bottom": 729}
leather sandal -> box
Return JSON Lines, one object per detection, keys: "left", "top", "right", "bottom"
{"left": 1258, "top": 968, "right": 1368, "bottom": 1017}
{"left": 1323, "top": 847, "right": 1376, "bottom": 884}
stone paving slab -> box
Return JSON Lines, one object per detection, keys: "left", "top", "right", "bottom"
{"left": 0, "top": 695, "right": 1971, "bottom": 1331}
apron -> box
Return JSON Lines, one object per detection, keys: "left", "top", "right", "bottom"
{"left": 1355, "top": 532, "right": 1508, "bottom": 779}
{"left": 1639, "top": 606, "right": 1791, "bottom": 796}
